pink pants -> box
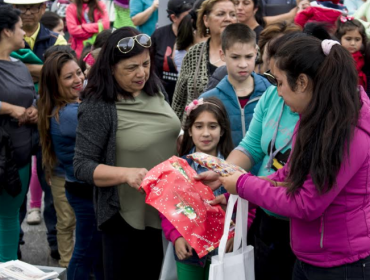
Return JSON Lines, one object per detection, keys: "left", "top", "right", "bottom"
{"left": 29, "top": 156, "right": 42, "bottom": 209}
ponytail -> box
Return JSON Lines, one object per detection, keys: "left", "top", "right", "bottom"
{"left": 275, "top": 37, "right": 361, "bottom": 194}
{"left": 176, "top": 14, "right": 195, "bottom": 51}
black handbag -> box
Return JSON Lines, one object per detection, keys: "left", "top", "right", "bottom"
{"left": 0, "top": 127, "right": 22, "bottom": 197}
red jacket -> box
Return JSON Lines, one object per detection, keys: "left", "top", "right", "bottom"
{"left": 352, "top": 51, "right": 367, "bottom": 90}
{"left": 66, "top": 2, "right": 110, "bottom": 58}
{"left": 295, "top": 6, "right": 342, "bottom": 28}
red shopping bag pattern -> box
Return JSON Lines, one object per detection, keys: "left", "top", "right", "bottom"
{"left": 141, "top": 156, "right": 233, "bottom": 258}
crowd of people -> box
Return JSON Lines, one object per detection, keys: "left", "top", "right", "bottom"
{"left": 0, "top": 0, "right": 370, "bottom": 279}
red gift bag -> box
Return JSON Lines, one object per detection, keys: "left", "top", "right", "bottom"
{"left": 141, "top": 156, "right": 233, "bottom": 258}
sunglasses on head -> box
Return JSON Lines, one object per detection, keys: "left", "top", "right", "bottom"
{"left": 116, "top": 34, "right": 152, "bottom": 54}
{"left": 263, "top": 70, "right": 277, "bottom": 86}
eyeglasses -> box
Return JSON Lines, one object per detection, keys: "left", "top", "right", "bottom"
{"left": 16, "top": 4, "right": 43, "bottom": 14}
{"left": 116, "top": 34, "right": 152, "bottom": 54}
{"left": 263, "top": 70, "right": 277, "bottom": 86}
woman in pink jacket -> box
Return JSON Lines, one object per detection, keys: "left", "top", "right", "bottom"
{"left": 219, "top": 37, "right": 370, "bottom": 279}
{"left": 66, "top": 0, "right": 110, "bottom": 58}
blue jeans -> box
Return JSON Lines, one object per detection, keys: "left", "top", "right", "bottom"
{"left": 293, "top": 255, "right": 370, "bottom": 280}
{"left": 65, "top": 188, "right": 103, "bottom": 280}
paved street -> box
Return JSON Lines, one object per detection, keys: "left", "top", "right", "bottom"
{"left": 19, "top": 190, "right": 60, "bottom": 267}
{"left": 20, "top": 215, "right": 60, "bottom": 267}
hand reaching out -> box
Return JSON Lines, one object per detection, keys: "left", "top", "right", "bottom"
{"left": 194, "top": 170, "right": 222, "bottom": 191}
{"left": 219, "top": 171, "right": 244, "bottom": 195}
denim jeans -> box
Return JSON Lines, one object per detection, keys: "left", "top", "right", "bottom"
{"left": 293, "top": 255, "right": 370, "bottom": 280}
{"left": 65, "top": 188, "right": 103, "bottom": 280}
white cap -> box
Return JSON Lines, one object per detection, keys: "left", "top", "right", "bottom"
{"left": 4, "top": 0, "right": 47, "bottom": 4}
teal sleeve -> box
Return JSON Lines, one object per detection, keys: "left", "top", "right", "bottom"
{"left": 129, "top": 0, "right": 144, "bottom": 17}
{"left": 236, "top": 87, "right": 268, "bottom": 165}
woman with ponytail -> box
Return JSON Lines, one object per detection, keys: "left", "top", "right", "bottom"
{"left": 218, "top": 37, "right": 370, "bottom": 279}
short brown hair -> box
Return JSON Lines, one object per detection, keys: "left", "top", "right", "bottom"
{"left": 196, "top": 0, "right": 236, "bottom": 38}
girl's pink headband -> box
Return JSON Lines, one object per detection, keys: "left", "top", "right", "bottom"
{"left": 340, "top": 15, "right": 354, "bottom": 23}
{"left": 321, "top": 39, "right": 340, "bottom": 56}
{"left": 185, "top": 98, "right": 222, "bottom": 116}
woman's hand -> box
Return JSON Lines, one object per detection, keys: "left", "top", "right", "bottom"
{"left": 219, "top": 171, "right": 244, "bottom": 195}
{"left": 124, "top": 168, "right": 148, "bottom": 192}
{"left": 25, "top": 106, "right": 38, "bottom": 124}
{"left": 9, "top": 104, "right": 27, "bottom": 124}
{"left": 194, "top": 171, "right": 222, "bottom": 191}
{"left": 152, "top": 0, "right": 159, "bottom": 10}
{"left": 174, "top": 237, "right": 193, "bottom": 260}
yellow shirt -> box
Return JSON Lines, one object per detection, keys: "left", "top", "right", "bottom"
{"left": 24, "top": 24, "right": 67, "bottom": 50}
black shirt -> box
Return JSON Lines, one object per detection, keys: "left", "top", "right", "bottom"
{"left": 254, "top": 25, "right": 264, "bottom": 43}
{"left": 151, "top": 24, "right": 178, "bottom": 104}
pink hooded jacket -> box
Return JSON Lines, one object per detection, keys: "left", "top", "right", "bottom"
{"left": 236, "top": 87, "right": 370, "bottom": 268}
{"left": 66, "top": 2, "right": 110, "bottom": 58}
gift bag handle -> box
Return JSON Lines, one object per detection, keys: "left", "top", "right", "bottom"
{"left": 234, "top": 196, "right": 249, "bottom": 253}
{"left": 218, "top": 195, "right": 249, "bottom": 262}
{"left": 218, "top": 194, "right": 238, "bottom": 262}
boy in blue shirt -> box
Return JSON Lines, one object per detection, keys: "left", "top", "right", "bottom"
{"left": 200, "top": 23, "right": 271, "bottom": 148}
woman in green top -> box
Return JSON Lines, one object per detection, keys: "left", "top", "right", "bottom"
{"left": 73, "top": 27, "right": 181, "bottom": 280}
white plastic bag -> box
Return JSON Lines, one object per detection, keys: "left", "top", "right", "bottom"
{"left": 159, "top": 241, "right": 177, "bottom": 280}
{"left": 209, "top": 194, "right": 255, "bottom": 280}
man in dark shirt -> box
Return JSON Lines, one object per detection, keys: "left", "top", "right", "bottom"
{"left": 151, "top": 0, "right": 194, "bottom": 104}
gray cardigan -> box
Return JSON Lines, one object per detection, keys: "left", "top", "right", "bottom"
{"left": 73, "top": 99, "right": 120, "bottom": 229}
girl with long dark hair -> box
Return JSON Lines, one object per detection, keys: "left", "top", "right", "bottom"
{"left": 221, "top": 37, "right": 370, "bottom": 280}
{"left": 38, "top": 51, "right": 103, "bottom": 279}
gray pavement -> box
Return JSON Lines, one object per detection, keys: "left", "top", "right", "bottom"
{"left": 20, "top": 190, "right": 60, "bottom": 267}
{"left": 20, "top": 217, "right": 60, "bottom": 267}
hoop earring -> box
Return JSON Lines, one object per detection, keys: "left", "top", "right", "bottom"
{"left": 206, "top": 27, "right": 210, "bottom": 35}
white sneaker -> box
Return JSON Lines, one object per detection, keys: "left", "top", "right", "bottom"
{"left": 26, "top": 208, "right": 42, "bottom": 225}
